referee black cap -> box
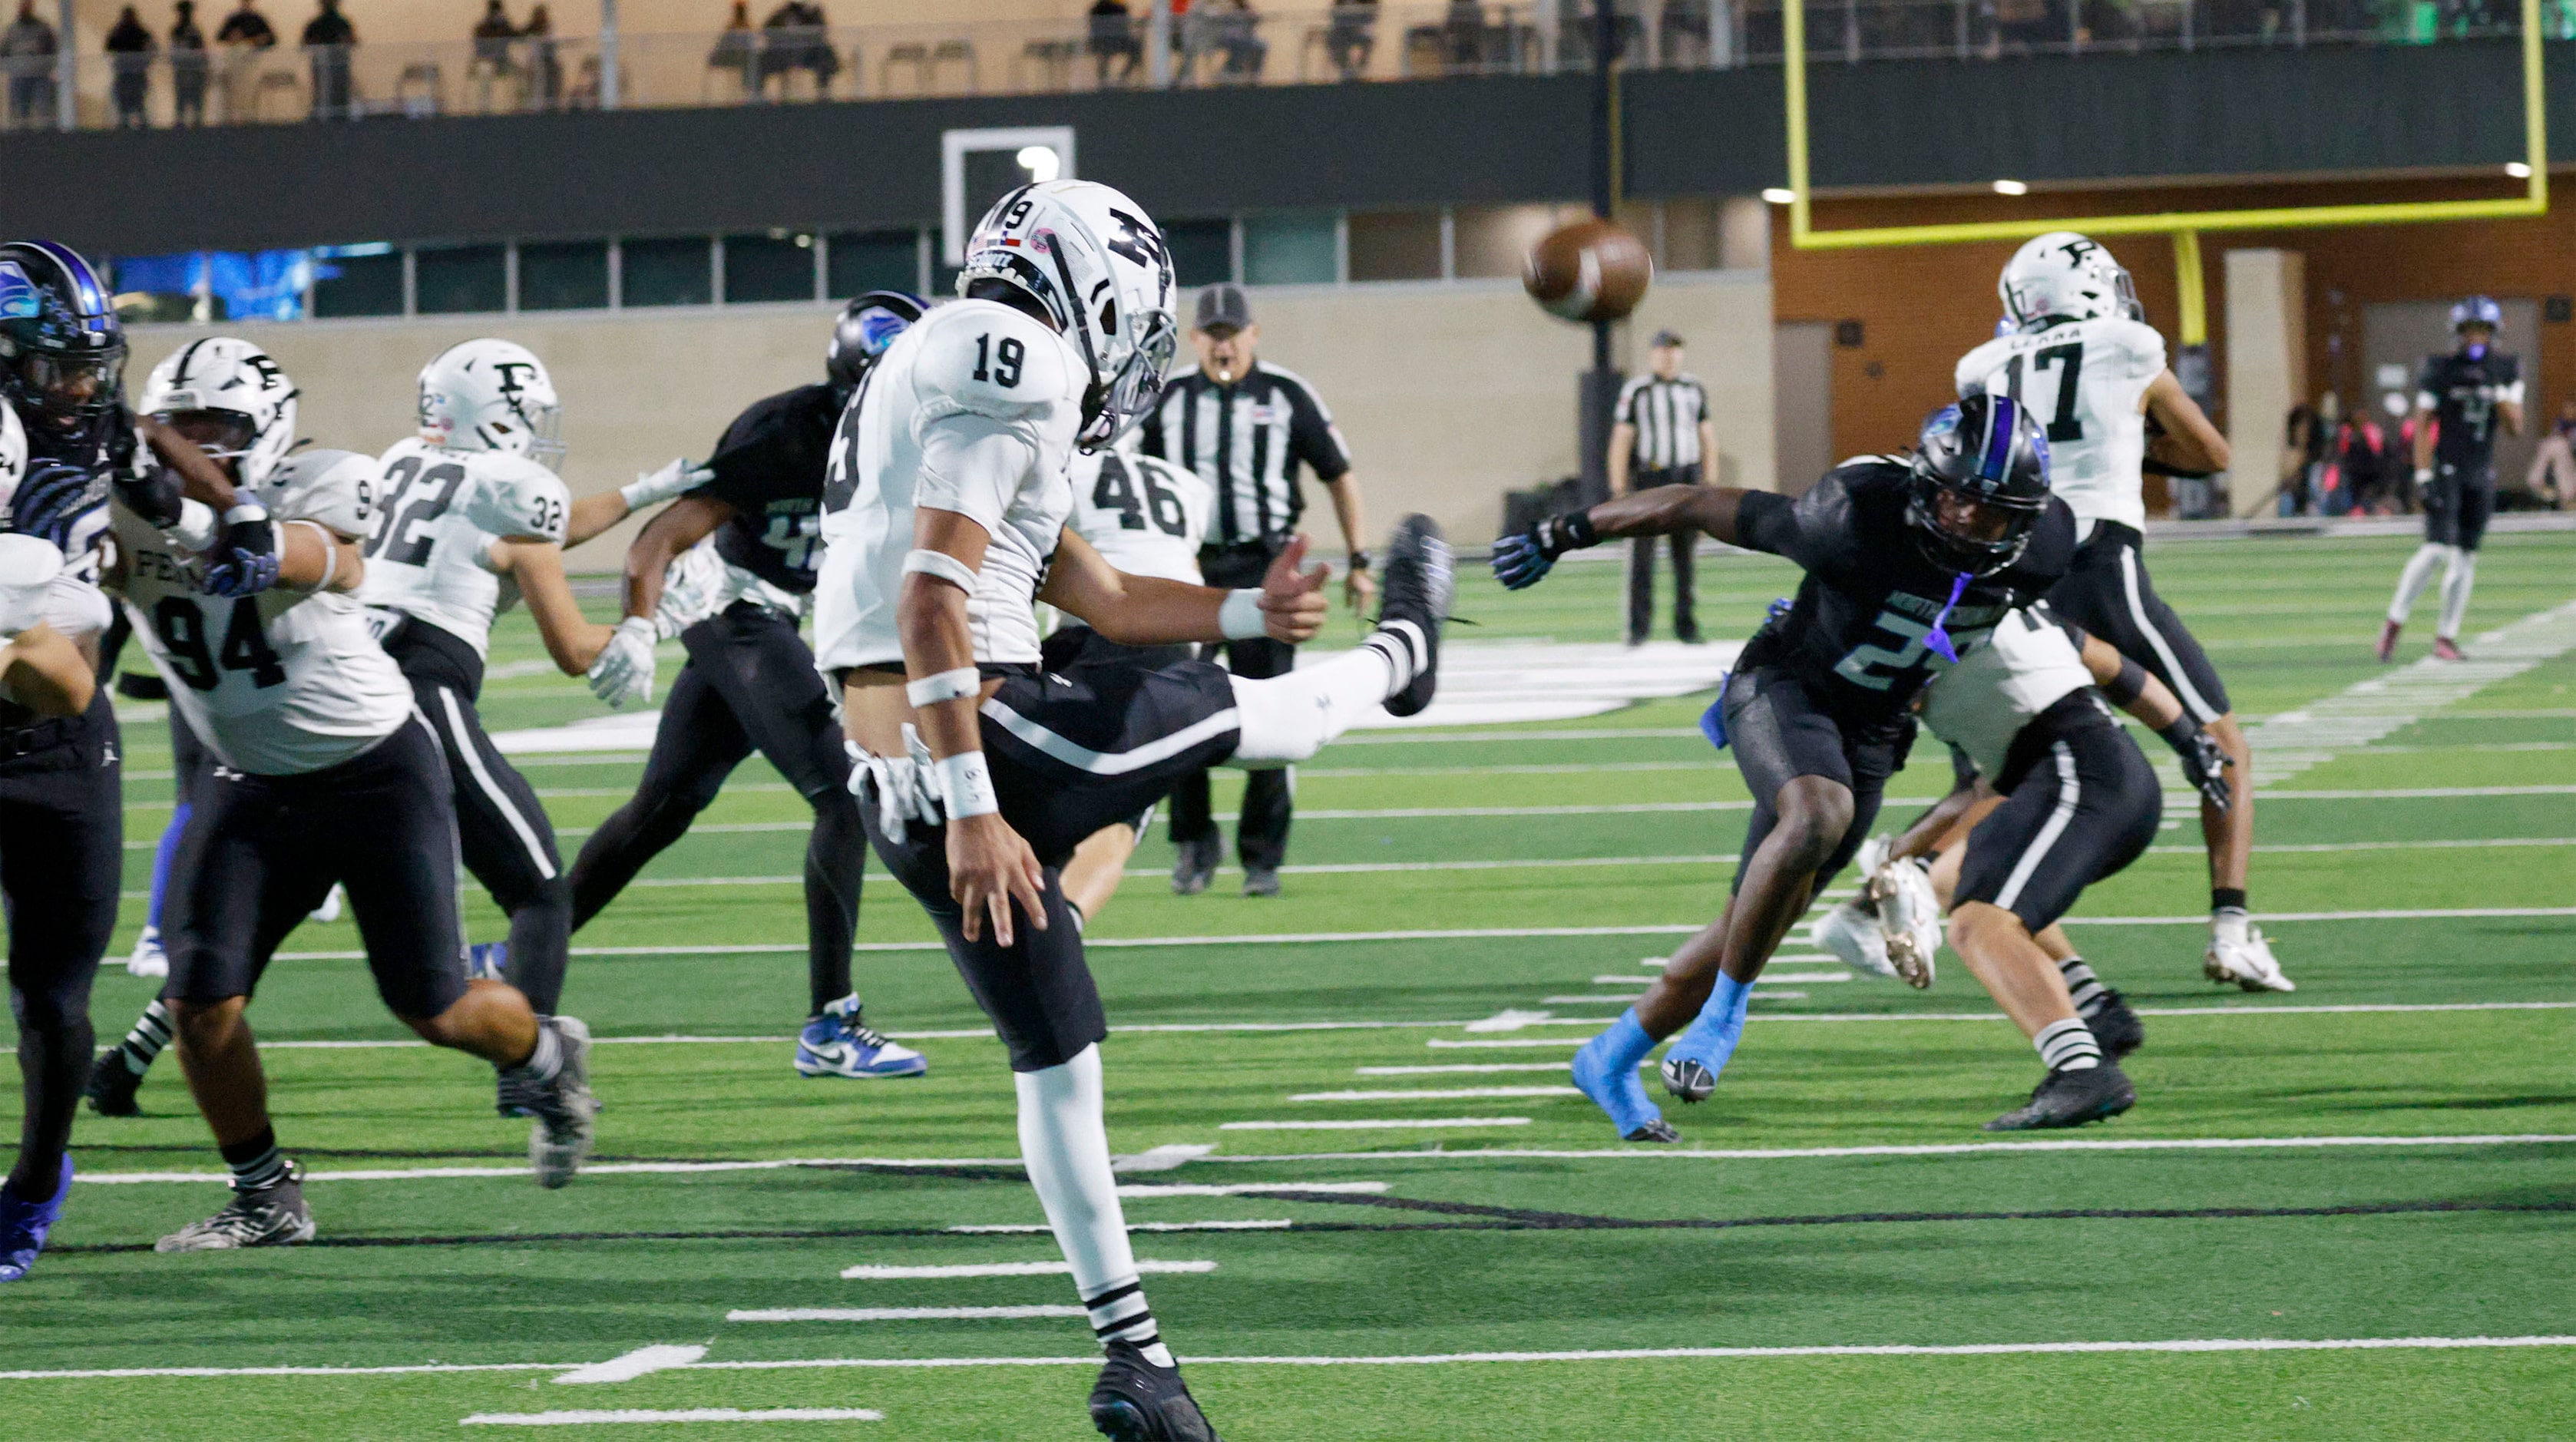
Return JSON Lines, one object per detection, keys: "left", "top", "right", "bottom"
{"left": 1195, "top": 283, "right": 1253, "bottom": 335}
{"left": 1648, "top": 328, "right": 1685, "bottom": 349}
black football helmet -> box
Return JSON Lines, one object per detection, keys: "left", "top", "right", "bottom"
{"left": 1906, "top": 392, "right": 2052, "bottom": 577}
{"left": 826, "top": 289, "right": 928, "bottom": 389}
{"left": 0, "top": 240, "right": 127, "bottom": 450}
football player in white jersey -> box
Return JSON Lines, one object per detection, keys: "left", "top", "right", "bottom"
{"left": 104, "top": 399, "right": 598, "bottom": 1253}
{"left": 1955, "top": 233, "right": 2291, "bottom": 994}
{"left": 1809, "top": 605, "right": 2234, "bottom": 1128}
{"left": 1048, "top": 444, "right": 1214, "bottom": 923}
{"left": 0, "top": 395, "right": 126, "bottom": 1285}
{"left": 817, "top": 179, "right": 1450, "bottom": 1441}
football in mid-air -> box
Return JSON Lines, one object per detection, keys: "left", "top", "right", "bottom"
{"left": 1523, "top": 218, "right": 1653, "bottom": 323}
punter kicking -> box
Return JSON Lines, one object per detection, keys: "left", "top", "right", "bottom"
{"left": 1494, "top": 394, "right": 2072, "bottom": 1143}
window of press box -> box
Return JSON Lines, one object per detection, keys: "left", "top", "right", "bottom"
{"left": 415, "top": 244, "right": 508, "bottom": 315}
{"left": 1345, "top": 210, "right": 1441, "bottom": 283}
{"left": 309, "top": 246, "right": 405, "bottom": 318}
{"left": 1242, "top": 211, "right": 1338, "bottom": 286}
{"left": 725, "top": 232, "right": 817, "bottom": 304}
{"left": 620, "top": 236, "right": 714, "bottom": 307}
{"left": 519, "top": 240, "right": 610, "bottom": 311}
{"left": 826, "top": 229, "right": 918, "bottom": 298}
{"left": 1162, "top": 219, "right": 1232, "bottom": 289}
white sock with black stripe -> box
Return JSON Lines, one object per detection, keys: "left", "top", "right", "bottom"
{"left": 113, "top": 998, "right": 175, "bottom": 1076}
{"left": 1014, "top": 1046, "right": 1176, "bottom": 1366}
{"left": 1228, "top": 642, "right": 1406, "bottom": 764}
{"left": 1083, "top": 1276, "right": 1174, "bottom": 1368}
{"left": 2034, "top": 1017, "right": 2103, "bottom": 1073}
{"left": 2055, "top": 957, "right": 2108, "bottom": 1020}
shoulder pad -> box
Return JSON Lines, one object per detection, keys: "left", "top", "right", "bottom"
{"left": 461, "top": 455, "right": 570, "bottom": 544}
{"left": 910, "top": 303, "right": 1081, "bottom": 424}
{"left": 0, "top": 532, "right": 64, "bottom": 637}
{"left": 0, "top": 405, "right": 25, "bottom": 511}
{"left": 2106, "top": 317, "right": 2168, "bottom": 372}
{"left": 1955, "top": 338, "right": 2006, "bottom": 389}
{"left": 264, "top": 448, "right": 381, "bottom": 539}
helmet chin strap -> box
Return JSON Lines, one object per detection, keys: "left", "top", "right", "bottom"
{"left": 1924, "top": 571, "right": 1971, "bottom": 663}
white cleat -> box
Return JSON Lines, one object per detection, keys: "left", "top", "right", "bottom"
{"left": 126, "top": 926, "right": 169, "bottom": 979}
{"left": 1868, "top": 856, "right": 1941, "bottom": 990}
{"left": 2205, "top": 925, "right": 2294, "bottom": 993}
{"left": 1810, "top": 898, "right": 1902, "bottom": 981}
{"left": 309, "top": 883, "right": 346, "bottom": 924}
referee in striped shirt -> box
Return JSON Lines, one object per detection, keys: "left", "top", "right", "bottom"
{"left": 1140, "top": 283, "right": 1370, "bottom": 898}
{"left": 1611, "top": 329, "right": 1717, "bottom": 646}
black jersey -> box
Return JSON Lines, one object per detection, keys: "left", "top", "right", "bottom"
{"left": 1732, "top": 458, "right": 2076, "bottom": 734}
{"left": 693, "top": 382, "right": 848, "bottom": 595}
{"left": 2416, "top": 349, "right": 2521, "bottom": 469}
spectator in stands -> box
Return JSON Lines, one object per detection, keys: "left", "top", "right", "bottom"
{"left": 1443, "top": 0, "right": 1485, "bottom": 71}
{"left": 1659, "top": 0, "right": 1711, "bottom": 62}
{"left": 758, "top": 0, "right": 834, "bottom": 99}
{"left": 709, "top": 0, "right": 756, "bottom": 94}
{"left": 471, "top": 0, "right": 518, "bottom": 78}
{"left": 2528, "top": 399, "right": 2576, "bottom": 510}
{"left": 1215, "top": 0, "right": 1264, "bottom": 80}
{"left": 2334, "top": 404, "right": 2397, "bottom": 515}
{"left": 300, "top": 0, "right": 355, "bottom": 120}
{"left": 2280, "top": 396, "right": 2330, "bottom": 516}
{"left": 106, "top": 4, "right": 156, "bottom": 127}
{"left": 1088, "top": 0, "right": 1142, "bottom": 86}
{"left": 2, "top": 0, "right": 58, "bottom": 129}
{"left": 216, "top": 0, "right": 275, "bottom": 118}
{"left": 170, "top": 0, "right": 209, "bottom": 124}
{"left": 526, "top": 3, "right": 561, "bottom": 106}
{"left": 1325, "top": 0, "right": 1374, "bottom": 80}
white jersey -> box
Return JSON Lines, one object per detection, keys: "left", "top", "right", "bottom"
{"left": 1919, "top": 606, "right": 2099, "bottom": 781}
{"left": 116, "top": 449, "right": 414, "bottom": 775}
{"left": 357, "top": 438, "right": 572, "bottom": 658}
{"left": 814, "top": 299, "right": 1081, "bottom": 671}
{"left": 1066, "top": 445, "right": 1208, "bottom": 584}
{"left": 1955, "top": 315, "right": 2166, "bottom": 533}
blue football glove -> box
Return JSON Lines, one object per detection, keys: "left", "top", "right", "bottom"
{"left": 7, "top": 460, "right": 106, "bottom": 551}
{"left": 1490, "top": 510, "right": 1599, "bottom": 590}
{"left": 203, "top": 500, "right": 282, "bottom": 597}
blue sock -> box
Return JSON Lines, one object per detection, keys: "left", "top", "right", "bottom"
{"left": 1666, "top": 974, "right": 1754, "bottom": 1080}
{"left": 1571, "top": 1008, "right": 1662, "bottom": 1137}
{"left": 147, "top": 802, "right": 190, "bottom": 931}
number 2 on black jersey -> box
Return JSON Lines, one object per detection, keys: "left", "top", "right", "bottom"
{"left": 2002, "top": 342, "right": 2086, "bottom": 443}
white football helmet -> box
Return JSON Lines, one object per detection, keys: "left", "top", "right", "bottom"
{"left": 418, "top": 339, "right": 564, "bottom": 465}
{"left": 138, "top": 336, "right": 300, "bottom": 488}
{"left": 956, "top": 178, "right": 1177, "bottom": 449}
{"left": 1999, "top": 231, "right": 2141, "bottom": 332}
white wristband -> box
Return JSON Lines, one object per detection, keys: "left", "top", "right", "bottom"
{"left": 902, "top": 547, "right": 980, "bottom": 592}
{"left": 170, "top": 498, "right": 220, "bottom": 551}
{"left": 1218, "top": 587, "right": 1266, "bottom": 641}
{"left": 905, "top": 666, "right": 981, "bottom": 707}
{"left": 222, "top": 499, "right": 270, "bottom": 526}
{"left": 296, "top": 521, "right": 338, "bottom": 590}
{"left": 935, "top": 750, "right": 1000, "bottom": 819}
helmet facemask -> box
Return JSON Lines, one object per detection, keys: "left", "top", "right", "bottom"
{"left": 11, "top": 346, "right": 124, "bottom": 438}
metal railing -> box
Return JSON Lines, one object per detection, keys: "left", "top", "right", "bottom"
{"left": 1, "top": 0, "right": 2560, "bottom": 133}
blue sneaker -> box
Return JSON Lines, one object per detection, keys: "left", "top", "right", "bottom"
{"left": 795, "top": 997, "right": 927, "bottom": 1080}
{"left": 468, "top": 941, "right": 509, "bottom": 983}
{"left": 0, "top": 1155, "right": 74, "bottom": 1282}
{"left": 1571, "top": 1031, "right": 1679, "bottom": 1143}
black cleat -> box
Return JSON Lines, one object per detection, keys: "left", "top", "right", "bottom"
{"left": 1984, "top": 1063, "right": 2136, "bottom": 1132}
{"left": 156, "top": 1165, "right": 317, "bottom": 1252}
{"left": 1169, "top": 835, "right": 1219, "bottom": 896}
{"left": 1089, "top": 1341, "right": 1220, "bottom": 1441}
{"left": 1240, "top": 866, "right": 1279, "bottom": 898}
{"left": 84, "top": 1050, "right": 144, "bottom": 1117}
{"left": 1660, "top": 1055, "right": 1718, "bottom": 1103}
{"left": 1625, "top": 1118, "right": 1682, "bottom": 1143}
{"left": 1374, "top": 514, "right": 1453, "bottom": 719}
{"left": 2084, "top": 990, "right": 2144, "bottom": 1060}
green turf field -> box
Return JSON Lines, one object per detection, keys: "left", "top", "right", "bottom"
{"left": 5, "top": 530, "right": 2572, "bottom": 1439}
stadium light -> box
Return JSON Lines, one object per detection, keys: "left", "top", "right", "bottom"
{"left": 1990, "top": 180, "right": 2029, "bottom": 197}
{"left": 1761, "top": 188, "right": 1796, "bottom": 205}
{"left": 2508, "top": 161, "right": 2534, "bottom": 178}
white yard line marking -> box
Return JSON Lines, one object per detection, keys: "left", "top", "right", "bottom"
{"left": 1207, "top": 1133, "right": 2576, "bottom": 1163}
{"left": 947, "top": 1221, "right": 1295, "bottom": 1235}
{"left": 1218, "top": 1118, "right": 1533, "bottom": 1131}
{"left": 1113, "top": 1182, "right": 1390, "bottom": 1197}
{"left": 729, "top": 1306, "right": 1087, "bottom": 1321}
{"left": 17, "top": 1337, "right": 2574, "bottom": 1384}
{"left": 1357, "top": 1063, "right": 1576, "bottom": 1075}
{"left": 839, "top": 1260, "right": 1216, "bottom": 1280}
{"left": 1464, "top": 1009, "right": 1553, "bottom": 1033}
{"left": 550, "top": 1345, "right": 707, "bottom": 1385}
{"left": 1113, "top": 1143, "right": 1217, "bottom": 1174}
{"left": 1290, "top": 1087, "right": 1582, "bottom": 1102}
{"left": 74, "top": 1166, "right": 1398, "bottom": 1189}
{"left": 462, "top": 1408, "right": 882, "bottom": 1426}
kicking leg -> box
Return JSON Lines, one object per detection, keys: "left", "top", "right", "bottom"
{"left": 1060, "top": 819, "right": 1144, "bottom": 928}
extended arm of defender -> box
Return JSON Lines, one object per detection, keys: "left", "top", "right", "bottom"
{"left": 1038, "top": 528, "right": 1325, "bottom": 647}
{"left": 1492, "top": 485, "right": 1752, "bottom": 590}
{"left": 0, "top": 621, "right": 96, "bottom": 718}
{"left": 1885, "top": 781, "right": 1987, "bottom": 865}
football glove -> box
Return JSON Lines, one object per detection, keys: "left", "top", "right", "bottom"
{"left": 2159, "top": 716, "right": 2233, "bottom": 812}
{"left": 112, "top": 462, "right": 187, "bottom": 531}
{"left": 8, "top": 460, "right": 107, "bottom": 551}
{"left": 620, "top": 457, "right": 713, "bottom": 512}
{"left": 1490, "top": 510, "right": 1599, "bottom": 590}
{"left": 587, "top": 615, "right": 658, "bottom": 709}
{"left": 202, "top": 501, "right": 281, "bottom": 597}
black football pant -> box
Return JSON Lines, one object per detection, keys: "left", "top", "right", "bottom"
{"left": 1625, "top": 469, "right": 1701, "bottom": 644}
{"left": 0, "top": 698, "right": 120, "bottom": 1199}
{"left": 389, "top": 620, "right": 574, "bottom": 1016}
{"left": 568, "top": 604, "right": 864, "bottom": 1016}
{"left": 1166, "top": 539, "right": 1294, "bottom": 872}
